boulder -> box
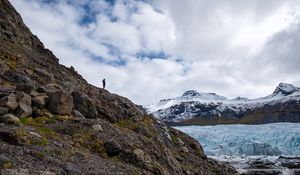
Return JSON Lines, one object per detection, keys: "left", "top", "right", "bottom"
{"left": 2, "top": 70, "right": 32, "bottom": 84}
{"left": 133, "top": 149, "right": 145, "bottom": 162}
{"left": 47, "top": 90, "right": 73, "bottom": 115}
{"left": 0, "top": 86, "right": 15, "bottom": 98}
{"left": 37, "top": 84, "right": 62, "bottom": 94}
{"left": 181, "top": 147, "right": 189, "bottom": 153}
{"left": 32, "top": 94, "right": 48, "bottom": 108}
{"left": 64, "top": 163, "right": 81, "bottom": 175}
{"left": 72, "top": 91, "right": 97, "bottom": 118}
{"left": 15, "top": 92, "right": 32, "bottom": 118}
{"left": 16, "top": 83, "right": 35, "bottom": 93}
{"left": 32, "top": 108, "right": 50, "bottom": 117}
{"left": 92, "top": 124, "right": 103, "bottom": 132}
{"left": 72, "top": 110, "right": 85, "bottom": 119}
{"left": 0, "top": 94, "right": 18, "bottom": 111}
{"left": 0, "top": 114, "right": 21, "bottom": 126}
{"left": 104, "top": 139, "right": 122, "bottom": 156}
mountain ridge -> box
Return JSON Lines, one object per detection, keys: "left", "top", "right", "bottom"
{"left": 147, "top": 83, "right": 300, "bottom": 125}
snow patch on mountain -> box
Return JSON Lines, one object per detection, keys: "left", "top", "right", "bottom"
{"left": 146, "top": 83, "right": 300, "bottom": 122}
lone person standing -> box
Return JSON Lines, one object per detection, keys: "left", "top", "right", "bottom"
{"left": 102, "top": 78, "right": 106, "bottom": 89}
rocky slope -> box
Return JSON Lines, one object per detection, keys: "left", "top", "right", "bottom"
{"left": 0, "top": 0, "right": 238, "bottom": 174}
{"left": 147, "top": 83, "right": 300, "bottom": 125}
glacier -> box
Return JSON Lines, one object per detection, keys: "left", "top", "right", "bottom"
{"left": 174, "top": 123, "right": 300, "bottom": 156}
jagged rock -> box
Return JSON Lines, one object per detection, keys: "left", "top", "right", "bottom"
{"left": 15, "top": 92, "right": 32, "bottom": 118}
{"left": 72, "top": 110, "right": 85, "bottom": 119}
{"left": 32, "top": 108, "right": 50, "bottom": 117}
{"left": 278, "top": 156, "right": 300, "bottom": 169}
{"left": 133, "top": 148, "right": 145, "bottom": 162}
{"left": 104, "top": 139, "right": 122, "bottom": 156}
{"left": 47, "top": 90, "right": 73, "bottom": 115}
{"left": 0, "top": 93, "right": 18, "bottom": 111}
{"left": 181, "top": 147, "right": 189, "bottom": 153}
{"left": 72, "top": 91, "right": 97, "bottom": 118}
{"left": 30, "top": 91, "right": 40, "bottom": 97}
{"left": 0, "top": 114, "right": 21, "bottom": 125}
{"left": 165, "top": 149, "right": 183, "bottom": 174}
{"left": 0, "top": 86, "right": 14, "bottom": 98}
{"left": 92, "top": 124, "right": 103, "bottom": 132}
{"left": 33, "top": 68, "right": 54, "bottom": 84}
{"left": 177, "top": 138, "right": 185, "bottom": 146}
{"left": 32, "top": 94, "right": 48, "bottom": 108}
{"left": 37, "top": 84, "right": 62, "bottom": 94}
{"left": 0, "top": 107, "right": 8, "bottom": 115}
{"left": 16, "top": 83, "right": 35, "bottom": 93}
{"left": 2, "top": 71, "right": 32, "bottom": 84}
{"left": 97, "top": 107, "right": 117, "bottom": 123}
{"left": 61, "top": 81, "right": 76, "bottom": 92}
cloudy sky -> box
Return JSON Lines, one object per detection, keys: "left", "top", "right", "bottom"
{"left": 10, "top": 0, "right": 300, "bottom": 105}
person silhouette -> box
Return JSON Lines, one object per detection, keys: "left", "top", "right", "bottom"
{"left": 102, "top": 78, "right": 106, "bottom": 89}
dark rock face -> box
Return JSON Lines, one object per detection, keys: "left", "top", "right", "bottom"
{"left": 104, "top": 139, "right": 122, "bottom": 156}
{"left": 16, "top": 83, "right": 35, "bottom": 94}
{"left": 0, "top": 0, "right": 238, "bottom": 174}
{"left": 0, "top": 107, "right": 8, "bottom": 115}
{"left": 0, "top": 93, "right": 18, "bottom": 111}
{"left": 72, "top": 91, "right": 97, "bottom": 118}
{"left": 15, "top": 92, "right": 32, "bottom": 118}
{"left": 238, "top": 156, "right": 300, "bottom": 175}
{"left": 47, "top": 90, "right": 73, "bottom": 115}
{"left": 0, "top": 113, "right": 21, "bottom": 125}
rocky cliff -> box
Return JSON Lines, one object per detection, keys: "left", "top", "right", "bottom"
{"left": 147, "top": 83, "right": 300, "bottom": 125}
{"left": 0, "top": 0, "right": 237, "bottom": 174}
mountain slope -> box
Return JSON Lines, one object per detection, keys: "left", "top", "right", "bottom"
{"left": 0, "top": 0, "right": 237, "bottom": 174}
{"left": 147, "top": 83, "right": 300, "bottom": 125}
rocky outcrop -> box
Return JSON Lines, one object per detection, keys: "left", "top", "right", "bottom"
{"left": 47, "top": 90, "right": 73, "bottom": 115}
{"left": 0, "top": 0, "right": 238, "bottom": 174}
{"left": 0, "top": 114, "right": 21, "bottom": 125}
{"left": 0, "top": 93, "right": 18, "bottom": 111}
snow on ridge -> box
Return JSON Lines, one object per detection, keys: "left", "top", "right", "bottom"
{"left": 146, "top": 83, "right": 300, "bottom": 113}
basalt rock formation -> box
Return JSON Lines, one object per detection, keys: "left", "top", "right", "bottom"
{"left": 0, "top": 0, "right": 237, "bottom": 174}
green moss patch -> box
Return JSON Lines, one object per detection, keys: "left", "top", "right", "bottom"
{"left": 20, "top": 116, "right": 59, "bottom": 127}
{"left": 115, "top": 119, "right": 139, "bottom": 131}
{"left": 0, "top": 54, "right": 16, "bottom": 70}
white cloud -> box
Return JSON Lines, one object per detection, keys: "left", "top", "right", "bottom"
{"left": 9, "top": 0, "right": 300, "bottom": 105}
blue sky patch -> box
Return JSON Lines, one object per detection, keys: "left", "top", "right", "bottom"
{"left": 137, "top": 51, "right": 170, "bottom": 60}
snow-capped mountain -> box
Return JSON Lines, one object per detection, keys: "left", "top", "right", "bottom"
{"left": 147, "top": 83, "right": 300, "bottom": 125}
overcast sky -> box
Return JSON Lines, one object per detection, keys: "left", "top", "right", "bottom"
{"left": 10, "top": 0, "right": 300, "bottom": 105}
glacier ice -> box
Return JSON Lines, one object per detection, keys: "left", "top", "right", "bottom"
{"left": 174, "top": 123, "right": 300, "bottom": 156}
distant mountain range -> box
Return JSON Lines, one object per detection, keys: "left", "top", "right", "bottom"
{"left": 147, "top": 83, "right": 300, "bottom": 125}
